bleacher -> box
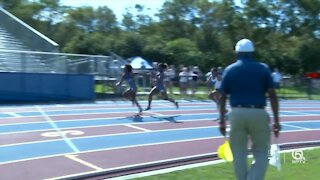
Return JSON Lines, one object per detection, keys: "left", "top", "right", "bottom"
{"left": 0, "top": 6, "right": 60, "bottom": 73}
{"left": 0, "top": 27, "right": 51, "bottom": 72}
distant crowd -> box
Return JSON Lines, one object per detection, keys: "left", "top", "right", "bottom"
{"left": 150, "top": 62, "right": 225, "bottom": 96}
{"left": 109, "top": 59, "right": 282, "bottom": 96}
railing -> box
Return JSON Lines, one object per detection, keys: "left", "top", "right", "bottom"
{"left": 0, "top": 49, "right": 122, "bottom": 75}
{"left": 278, "top": 76, "right": 320, "bottom": 100}
{"left": 0, "top": 7, "right": 59, "bottom": 52}
{"left": 0, "top": 49, "right": 318, "bottom": 99}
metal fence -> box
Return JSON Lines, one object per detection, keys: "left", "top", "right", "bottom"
{"left": 278, "top": 76, "right": 319, "bottom": 99}
{"left": 0, "top": 49, "right": 319, "bottom": 99}
{"left": 0, "top": 49, "right": 124, "bottom": 75}
{"left": 0, "top": 49, "right": 146, "bottom": 96}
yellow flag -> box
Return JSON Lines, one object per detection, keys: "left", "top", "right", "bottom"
{"left": 217, "top": 140, "right": 233, "bottom": 162}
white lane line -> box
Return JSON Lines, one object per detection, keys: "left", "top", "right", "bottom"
{"left": 158, "top": 103, "right": 174, "bottom": 108}
{"left": 2, "top": 113, "right": 320, "bottom": 136}
{"left": 0, "top": 117, "right": 215, "bottom": 135}
{"left": 281, "top": 110, "right": 320, "bottom": 116}
{"left": 0, "top": 99, "right": 319, "bottom": 114}
{"left": 282, "top": 123, "right": 311, "bottom": 130}
{"left": 35, "top": 106, "right": 80, "bottom": 153}
{"left": 146, "top": 111, "right": 165, "bottom": 116}
{"left": 0, "top": 137, "right": 220, "bottom": 166}
{"left": 4, "top": 112, "right": 22, "bottom": 117}
{"left": 55, "top": 104, "right": 65, "bottom": 107}
{"left": 125, "top": 124, "right": 151, "bottom": 132}
{"left": 0, "top": 108, "right": 215, "bottom": 121}
{"left": 0, "top": 101, "right": 210, "bottom": 114}
{"left": 3, "top": 108, "right": 319, "bottom": 127}
{"left": 1, "top": 133, "right": 320, "bottom": 166}
{"left": 51, "top": 152, "right": 218, "bottom": 180}
{"left": 1, "top": 104, "right": 319, "bottom": 121}
{"left": 1, "top": 121, "right": 320, "bottom": 150}
{"left": 0, "top": 125, "right": 219, "bottom": 148}
{"left": 43, "top": 144, "right": 320, "bottom": 180}
{"left": 65, "top": 154, "right": 103, "bottom": 171}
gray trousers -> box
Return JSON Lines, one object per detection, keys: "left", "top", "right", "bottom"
{"left": 229, "top": 108, "right": 270, "bottom": 180}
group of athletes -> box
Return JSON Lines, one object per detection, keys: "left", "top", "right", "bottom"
{"left": 115, "top": 63, "right": 223, "bottom": 114}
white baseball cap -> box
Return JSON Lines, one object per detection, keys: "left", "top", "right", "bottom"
{"left": 235, "top": 39, "right": 255, "bottom": 52}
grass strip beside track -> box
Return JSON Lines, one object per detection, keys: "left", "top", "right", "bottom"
{"left": 135, "top": 147, "right": 320, "bottom": 180}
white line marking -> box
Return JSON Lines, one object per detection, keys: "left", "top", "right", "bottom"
{"left": 0, "top": 125, "right": 219, "bottom": 148}
{"left": 1, "top": 114, "right": 320, "bottom": 136}
{"left": 0, "top": 111, "right": 217, "bottom": 127}
{"left": 1, "top": 108, "right": 319, "bottom": 127}
{"left": 0, "top": 108, "right": 216, "bottom": 121}
{"left": 125, "top": 124, "right": 151, "bottom": 132}
{"left": 0, "top": 102, "right": 209, "bottom": 115}
{"left": 51, "top": 152, "right": 218, "bottom": 180}
{"left": 281, "top": 110, "right": 319, "bottom": 116}
{"left": 1, "top": 104, "right": 319, "bottom": 121}
{"left": 51, "top": 144, "right": 320, "bottom": 180}
{"left": 65, "top": 154, "right": 103, "bottom": 171}
{"left": 4, "top": 112, "right": 21, "bottom": 117}
{"left": 158, "top": 103, "right": 174, "bottom": 108}
{"left": 41, "top": 130, "right": 84, "bottom": 137}
{"left": 55, "top": 104, "right": 65, "bottom": 107}
{"left": 44, "top": 143, "right": 320, "bottom": 180}
{"left": 0, "top": 137, "right": 220, "bottom": 165}
{"left": 1, "top": 134, "right": 320, "bottom": 166}
{"left": 282, "top": 123, "right": 311, "bottom": 130}
{"left": 1, "top": 121, "right": 320, "bottom": 151}
{"left": 0, "top": 117, "right": 215, "bottom": 135}
{"left": 35, "top": 106, "right": 80, "bottom": 153}
{"left": 146, "top": 111, "right": 165, "bottom": 116}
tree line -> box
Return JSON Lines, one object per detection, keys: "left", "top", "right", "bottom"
{"left": 1, "top": 0, "right": 319, "bottom": 74}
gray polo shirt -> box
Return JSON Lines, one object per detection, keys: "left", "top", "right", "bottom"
{"left": 220, "top": 57, "right": 274, "bottom": 107}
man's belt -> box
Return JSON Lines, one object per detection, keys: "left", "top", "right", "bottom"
{"left": 232, "top": 104, "right": 265, "bottom": 109}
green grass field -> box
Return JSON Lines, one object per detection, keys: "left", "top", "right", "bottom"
{"left": 96, "top": 84, "right": 320, "bottom": 101}
{"left": 277, "top": 87, "right": 320, "bottom": 100}
{"left": 135, "top": 148, "right": 320, "bottom": 180}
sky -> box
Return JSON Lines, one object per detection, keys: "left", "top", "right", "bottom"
{"left": 60, "top": 0, "right": 166, "bottom": 21}
{"left": 60, "top": 0, "right": 242, "bottom": 21}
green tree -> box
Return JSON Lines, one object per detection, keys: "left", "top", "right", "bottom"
{"left": 63, "top": 32, "right": 111, "bottom": 55}
{"left": 157, "top": 0, "right": 198, "bottom": 40}
{"left": 95, "top": 6, "right": 118, "bottom": 33}
{"left": 112, "top": 32, "right": 145, "bottom": 58}
{"left": 142, "top": 35, "right": 167, "bottom": 62}
{"left": 164, "top": 38, "right": 203, "bottom": 67}
{"left": 121, "top": 4, "right": 153, "bottom": 32}
{"left": 299, "top": 39, "right": 320, "bottom": 72}
{"left": 66, "top": 6, "right": 96, "bottom": 32}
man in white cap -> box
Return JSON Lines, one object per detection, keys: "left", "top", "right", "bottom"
{"left": 218, "top": 39, "right": 281, "bottom": 180}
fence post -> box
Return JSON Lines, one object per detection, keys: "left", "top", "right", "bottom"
{"left": 307, "top": 77, "right": 312, "bottom": 100}
{"left": 90, "top": 57, "right": 95, "bottom": 74}
{"left": 21, "top": 52, "right": 26, "bottom": 72}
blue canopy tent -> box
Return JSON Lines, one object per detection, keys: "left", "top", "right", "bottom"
{"left": 127, "top": 57, "right": 153, "bottom": 91}
{"left": 129, "top": 57, "right": 153, "bottom": 69}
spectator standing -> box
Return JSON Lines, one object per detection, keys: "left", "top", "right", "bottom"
{"left": 190, "top": 66, "right": 202, "bottom": 96}
{"left": 165, "top": 65, "right": 176, "bottom": 95}
{"left": 271, "top": 68, "right": 282, "bottom": 89}
{"left": 179, "top": 67, "right": 189, "bottom": 96}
